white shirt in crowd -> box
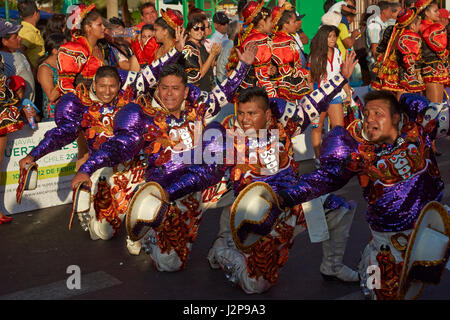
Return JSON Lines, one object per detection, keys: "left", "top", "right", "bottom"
{"left": 365, "top": 14, "right": 388, "bottom": 65}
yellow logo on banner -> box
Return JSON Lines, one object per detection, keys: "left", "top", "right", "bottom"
{"left": 0, "top": 162, "right": 77, "bottom": 186}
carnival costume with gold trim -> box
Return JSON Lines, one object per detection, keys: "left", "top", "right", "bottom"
{"left": 418, "top": 19, "right": 449, "bottom": 85}
{"left": 57, "top": 4, "right": 106, "bottom": 94}
{"left": 0, "top": 55, "right": 23, "bottom": 135}
{"left": 227, "top": 1, "right": 276, "bottom": 98}
{"left": 77, "top": 61, "right": 250, "bottom": 269}
{"left": 279, "top": 93, "right": 450, "bottom": 299}
{"left": 413, "top": 0, "right": 449, "bottom": 85}
{"left": 372, "top": 8, "right": 426, "bottom": 93}
{"left": 26, "top": 50, "right": 181, "bottom": 240}
{"left": 132, "top": 9, "right": 183, "bottom": 66}
{"left": 271, "top": 5, "right": 311, "bottom": 100}
{"left": 164, "top": 74, "right": 359, "bottom": 293}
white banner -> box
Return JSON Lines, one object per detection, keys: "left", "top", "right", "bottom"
{"left": 0, "top": 121, "right": 78, "bottom": 215}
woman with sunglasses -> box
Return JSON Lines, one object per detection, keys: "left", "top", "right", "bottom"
{"left": 182, "top": 14, "right": 222, "bottom": 91}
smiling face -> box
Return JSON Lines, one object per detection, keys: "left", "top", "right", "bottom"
{"left": 92, "top": 76, "right": 120, "bottom": 104}
{"left": 189, "top": 22, "right": 205, "bottom": 41}
{"left": 157, "top": 74, "right": 189, "bottom": 115}
{"left": 237, "top": 99, "right": 272, "bottom": 133}
{"left": 362, "top": 99, "right": 400, "bottom": 144}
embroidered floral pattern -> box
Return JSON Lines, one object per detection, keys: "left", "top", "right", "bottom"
{"left": 155, "top": 194, "right": 202, "bottom": 270}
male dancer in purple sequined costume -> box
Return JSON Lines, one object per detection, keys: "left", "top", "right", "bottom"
{"left": 277, "top": 91, "right": 450, "bottom": 299}
{"left": 149, "top": 51, "right": 360, "bottom": 293}
{"left": 18, "top": 40, "right": 185, "bottom": 241}
{"left": 70, "top": 45, "right": 258, "bottom": 271}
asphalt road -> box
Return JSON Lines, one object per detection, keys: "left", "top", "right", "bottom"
{"left": 1, "top": 136, "right": 450, "bottom": 304}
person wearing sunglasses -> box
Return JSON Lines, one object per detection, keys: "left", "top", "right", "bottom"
{"left": 182, "top": 14, "right": 222, "bottom": 91}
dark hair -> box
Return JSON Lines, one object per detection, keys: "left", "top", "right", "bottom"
{"left": 0, "top": 34, "right": 15, "bottom": 50}
{"left": 37, "top": 18, "right": 47, "bottom": 34}
{"left": 376, "top": 25, "right": 394, "bottom": 54}
{"left": 277, "top": 10, "right": 296, "bottom": 31}
{"left": 154, "top": 17, "right": 176, "bottom": 38}
{"left": 237, "top": 0, "right": 248, "bottom": 17}
{"left": 363, "top": 90, "right": 402, "bottom": 116}
{"left": 140, "top": 2, "right": 156, "bottom": 15}
{"left": 185, "top": 14, "right": 206, "bottom": 36}
{"left": 238, "top": 87, "right": 269, "bottom": 111}
{"left": 158, "top": 63, "right": 188, "bottom": 87}
{"left": 18, "top": 0, "right": 38, "bottom": 19}
{"left": 309, "top": 25, "right": 340, "bottom": 83}
{"left": 252, "top": 7, "right": 271, "bottom": 28}
{"left": 419, "top": 0, "right": 438, "bottom": 19}
{"left": 405, "top": 0, "right": 417, "bottom": 7}
{"left": 94, "top": 66, "right": 121, "bottom": 84}
{"left": 323, "top": 0, "right": 337, "bottom": 13}
{"left": 80, "top": 10, "right": 103, "bottom": 36}
{"left": 378, "top": 1, "right": 392, "bottom": 12}
{"left": 141, "top": 23, "right": 155, "bottom": 32}
{"left": 38, "top": 33, "right": 66, "bottom": 65}
{"left": 109, "top": 17, "right": 125, "bottom": 28}
{"left": 342, "top": 9, "right": 356, "bottom": 18}
{"left": 44, "top": 33, "right": 65, "bottom": 53}
{"left": 42, "top": 13, "right": 66, "bottom": 40}
{"left": 188, "top": 8, "right": 206, "bottom": 20}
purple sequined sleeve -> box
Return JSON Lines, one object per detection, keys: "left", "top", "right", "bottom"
{"left": 186, "top": 61, "right": 250, "bottom": 119}
{"left": 78, "top": 103, "right": 146, "bottom": 176}
{"left": 267, "top": 74, "right": 347, "bottom": 137}
{"left": 400, "top": 93, "right": 450, "bottom": 139}
{"left": 166, "top": 122, "right": 228, "bottom": 200}
{"left": 279, "top": 126, "right": 358, "bottom": 207}
{"left": 30, "top": 93, "right": 84, "bottom": 161}
{"left": 118, "top": 47, "right": 182, "bottom": 95}
{"left": 399, "top": 93, "right": 430, "bottom": 121}
{"left": 296, "top": 74, "right": 347, "bottom": 133}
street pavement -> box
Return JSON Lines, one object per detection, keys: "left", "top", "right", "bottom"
{"left": 1, "top": 136, "right": 450, "bottom": 302}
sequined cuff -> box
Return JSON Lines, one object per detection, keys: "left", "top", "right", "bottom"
{"left": 278, "top": 189, "right": 299, "bottom": 208}
{"left": 122, "top": 47, "right": 182, "bottom": 95}
{"left": 218, "top": 60, "right": 250, "bottom": 101}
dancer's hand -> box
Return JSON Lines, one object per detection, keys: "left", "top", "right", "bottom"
{"left": 71, "top": 171, "right": 92, "bottom": 190}
{"left": 175, "top": 26, "right": 188, "bottom": 52}
{"left": 236, "top": 41, "right": 258, "bottom": 65}
{"left": 19, "top": 155, "right": 36, "bottom": 171}
{"left": 341, "top": 50, "right": 358, "bottom": 80}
